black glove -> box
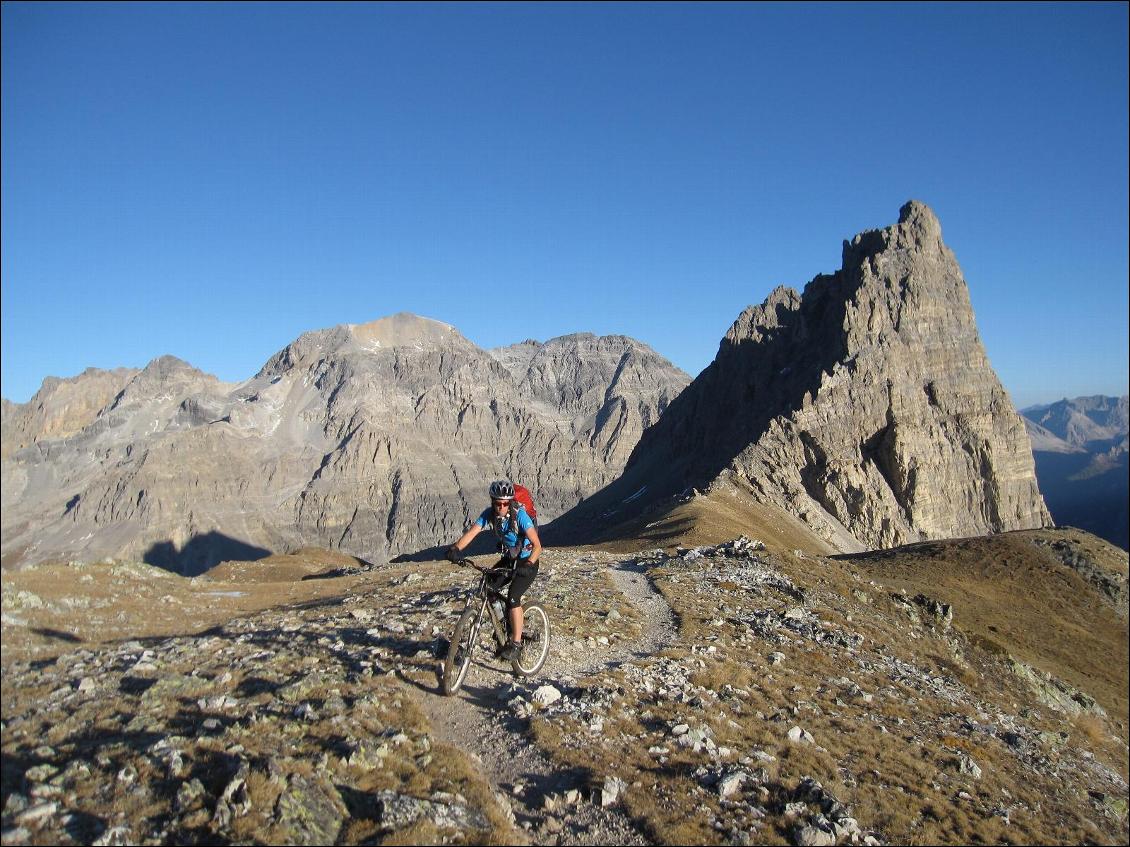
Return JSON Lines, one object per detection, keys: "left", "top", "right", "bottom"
{"left": 445, "top": 545, "right": 460, "bottom": 563}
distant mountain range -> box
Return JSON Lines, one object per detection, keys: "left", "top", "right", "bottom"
{"left": 1, "top": 317, "right": 689, "bottom": 573}
{"left": 2, "top": 201, "right": 1064, "bottom": 572}
{"left": 1020, "top": 396, "right": 1129, "bottom": 550}
{"left": 1, "top": 203, "right": 1123, "bottom": 847}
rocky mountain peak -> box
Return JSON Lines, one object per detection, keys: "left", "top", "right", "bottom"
{"left": 121, "top": 355, "right": 219, "bottom": 393}
{"left": 723, "top": 286, "right": 802, "bottom": 347}
{"left": 491, "top": 333, "right": 690, "bottom": 445}
{"left": 349, "top": 312, "right": 467, "bottom": 350}
{"left": 255, "top": 326, "right": 354, "bottom": 379}
{"left": 110, "top": 356, "right": 224, "bottom": 411}
{"left": 255, "top": 314, "right": 475, "bottom": 382}
{"left": 565, "top": 201, "right": 1051, "bottom": 552}
{"left": 840, "top": 199, "right": 944, "bottom": 267}
{"left": 142, "top": 354, "right": 198, "bottom": 376}
{"left": 895, "top": 198, "right": 943, "bottom": 245}
{"left": 898, "top": 196, "right": 939, "bottom": 226}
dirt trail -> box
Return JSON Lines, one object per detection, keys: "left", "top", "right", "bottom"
{"left": 416, "top": 554, "right": 677, "bottom": 845}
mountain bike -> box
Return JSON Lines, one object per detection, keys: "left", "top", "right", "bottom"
{"left": 442, "top": 558, "right": 551, "bottom": 695}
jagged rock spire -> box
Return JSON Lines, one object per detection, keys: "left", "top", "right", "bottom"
{"left": 568, "top": 201, "right": 1051, "bottom": 551}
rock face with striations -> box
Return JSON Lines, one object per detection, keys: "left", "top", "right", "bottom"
{"left": 490, "top": 333, "right": 687, "bottom": 469}
{"left": 1, "top": 314, "right": 689, "bottom": 572}
{"left": 566, "top": 201, "right": 1052, "bottom": 552}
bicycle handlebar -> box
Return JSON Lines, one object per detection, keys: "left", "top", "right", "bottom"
{"left": 454, "top": 557, "right": 513, "bottom": 575}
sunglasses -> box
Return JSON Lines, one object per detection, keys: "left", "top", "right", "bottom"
{"left": 492, "top": 500, "right": 512, "bottom": 509}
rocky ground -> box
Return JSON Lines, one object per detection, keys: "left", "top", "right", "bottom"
{"left": 2, "top": 528, "right": 1128, "bottom": 845}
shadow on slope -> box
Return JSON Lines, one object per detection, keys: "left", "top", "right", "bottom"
{"left": 30, "top": 626, "right": 83, "bottom": 644}
{"left": 389, "top": 533, "right": 508, "bottom": 565}
{"left": 546, "top": 283, "right": 847, "bottom": 545}
{"left": 1032, "top": 448, "right": 1129, "bottom": 551}
{"left": 144, "top": 532, "right": 272, "bottom": 577}
{"left": 546, "top": 484, "right": 835, "bottom": 558}
{"left": 206, "top": 546, "right": 376, "bottom": 583}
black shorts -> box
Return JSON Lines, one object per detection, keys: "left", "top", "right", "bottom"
{"left": 488, "top": 558, "right": 539, "bottom": 609}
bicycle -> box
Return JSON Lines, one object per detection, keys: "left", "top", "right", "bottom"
{"left": 442, "top": 558, "right": 551, "bottom": 695}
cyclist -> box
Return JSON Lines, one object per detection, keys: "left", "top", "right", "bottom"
{"left": 446, "top": 480, "right": 542, "bottom": 661}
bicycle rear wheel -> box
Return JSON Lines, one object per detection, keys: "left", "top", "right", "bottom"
{"left": 513, "top": 603, "right": 550, "bottom": 675}
{"left": 442, "top": 605, "right": 481, "bottom": 695}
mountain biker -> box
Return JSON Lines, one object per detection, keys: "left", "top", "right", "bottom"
{"left": 446, "top": 480, "right": 542, "bottom": 662}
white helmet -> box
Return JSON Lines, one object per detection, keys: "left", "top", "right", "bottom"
{"left": 489, "top": 479, "right": 514, "bottom": 501}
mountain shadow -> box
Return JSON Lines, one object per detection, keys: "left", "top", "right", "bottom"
{"left": 144, "top": 532, "right": 272, "bottom": 577}
{"left": 545, "top": 286, "right": 841, "bottom": 546}
{"left": 1033, "top": 449, "right": 1129, "bottom": 551}
{"left": 390, "top": 533, "right": 504, "bottom": 564}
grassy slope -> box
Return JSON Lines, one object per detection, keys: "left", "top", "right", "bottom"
{"left": 586, "top": 487, "right": 837, "bottom": 557}
{"left": 834, "top": 529, "right": 1128, "bottom": 721}
{"left": 588, "top": 490, "right": 1127, "bottom": 721}
{"left": 540, "top": 497, "right": 1129, "bottom": 844}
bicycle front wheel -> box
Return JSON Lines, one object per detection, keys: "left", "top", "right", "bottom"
{"left": 442, "top": 605, "right": 481, "bottom": 695}
{"left": 513, "top": 603, "right": 550, "bottom": 676}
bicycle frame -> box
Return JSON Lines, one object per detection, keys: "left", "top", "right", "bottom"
{"left": 465, "top": 562, "right": 514, "bottom": 651}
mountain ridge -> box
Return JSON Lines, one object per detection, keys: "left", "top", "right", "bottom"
{"left": 1, "top": 317, "right": 690, "bottom": 573}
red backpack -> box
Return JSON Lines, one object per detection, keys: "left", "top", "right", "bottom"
{"left": 512, "top": 484, "right": 537, "bottom": 524}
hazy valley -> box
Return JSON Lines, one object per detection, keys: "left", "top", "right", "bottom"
{"left": 1020, "top": 396, "right": 1129, "bottom": 551}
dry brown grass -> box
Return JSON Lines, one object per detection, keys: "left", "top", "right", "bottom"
{"left": 0, "top": 549, "right": 378, "bottom": 668}
{"left": 2, "top": 552, "right": 525, "bottom": 847}
{"left": 834, "top": 529, "right": 1128, "bottom": 734}
{"left": 589, "top": 484, "right": 836, "bottom": 557}
{"left": 1073, "top": 713, "right": 1109, "bottom": 746}
{"left": 531, "top": 515, "right": 1129, "bottom": 845}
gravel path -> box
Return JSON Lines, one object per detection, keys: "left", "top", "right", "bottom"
{"left": 417, "top": 553, "right": 678, "bottom": 845}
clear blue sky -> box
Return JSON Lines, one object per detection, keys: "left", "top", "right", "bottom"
{"left": 3, "top": 2, "right": 1127, "bottom": 409}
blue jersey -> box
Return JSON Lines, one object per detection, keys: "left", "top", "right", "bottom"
{"left": 477, "top": 506, "right": 535, "bottom": 559}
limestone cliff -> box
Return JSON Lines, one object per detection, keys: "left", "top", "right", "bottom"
{"left": 1, "top": 367, "right": 139, "bottom": 459}
{"left": 1, "top": 314, "right": 689, "bottom": 572}
{"left": 558, "top": 202, "right": 1051, "bottom": 551}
